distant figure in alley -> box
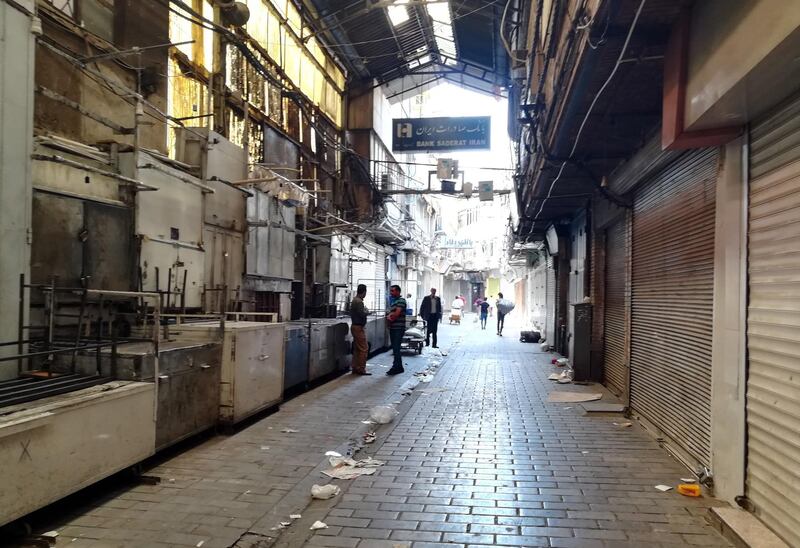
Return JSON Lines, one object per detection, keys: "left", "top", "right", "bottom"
{"left": 386, "top": 285, "right": 407, "bottom": 375}
{"left": 419, "top": 287, "right": 442, "bottom": 348}
{"left": 479, "top": 297, "right": 490, "bottom": 330}
{"left": 497, "top": 292, "right": 506, "bottom": 336}
{"left": 349, "top": 284, "right": 371, "bottom": 375}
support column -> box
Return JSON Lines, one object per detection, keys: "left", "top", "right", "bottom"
{"left": 710, "top": 137, "right": 747, "bottom": 503}
{"left": 0, "top": 1, "right": 35, "bottom": 379}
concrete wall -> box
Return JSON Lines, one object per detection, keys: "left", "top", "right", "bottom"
{"left": 0, "top": 1, "right": 35, "bottom": 380}
{"left": 686, "top": 0, "right": 800, "bottom": 131}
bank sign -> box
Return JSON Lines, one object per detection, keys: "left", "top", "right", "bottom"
{"left": 392, "top": 116, "right": 491, "bottom": 152}
{"left": 437, "top": 237, "right": 474, "bottom": 249}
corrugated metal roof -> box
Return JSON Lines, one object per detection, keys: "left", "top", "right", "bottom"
{"left": 303, "top": 0, "right": 510, "bottom": 98}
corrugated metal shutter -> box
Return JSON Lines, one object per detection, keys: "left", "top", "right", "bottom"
{"left": 375, "top": 249, "right": 387, "bottom": 311}
{"left": 630, "top": 148, "right": 718, "bottom": 468}
{"left": 746, "top": 93, "right": 800, "bottom": 547}
{"left": 568, "top": 213, "right": 587, "bottom": 358}
{"left": 351, "top": 244, "right": 376, "bottom": 311}
{"left": 604, "top": 217, "right": 628, "bottom": 397}
{"left": 546, "top": 255, "right": 556, "bottom": 343}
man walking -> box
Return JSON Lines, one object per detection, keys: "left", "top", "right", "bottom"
{"left": 479, "top": 297, "right": 490, "bottom": 330}
{"left": 349, "top": 284, "right": 371, "bottom": 375}
{"left": 496, "top": 292, "right": 506, "bottom": 336}
{"left": 386, "top": 285, "right": 407, "bottom": 376}
{"left": 419, "top": 288, "right": 442, "bottom": 348}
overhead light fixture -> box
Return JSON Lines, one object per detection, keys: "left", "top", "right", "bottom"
{"left": 388, "top": 4, "right": 410, "bottom": 26}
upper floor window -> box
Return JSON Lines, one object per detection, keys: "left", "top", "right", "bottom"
{"left": 55, "top": 0, "right": 115, "bottom": 43}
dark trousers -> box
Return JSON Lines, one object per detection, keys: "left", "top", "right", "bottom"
{"left": 497, "top": 312, "right": 506, "bottom": 334}
{"left": 389, "top": 328, "right": 405, "bottom": 370}
{"left": 425, "top": 314, "right": 441, "bottom": 346}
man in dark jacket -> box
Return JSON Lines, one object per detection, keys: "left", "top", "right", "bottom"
{"left": 419, "top": 287, "right": 442, "bottom": 348}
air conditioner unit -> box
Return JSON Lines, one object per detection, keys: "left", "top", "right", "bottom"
{"left": 396, "top": 251, "right": 406, "bottom": 267}
{"left": 380, "top": 172, "right": 394, "bottom": 190}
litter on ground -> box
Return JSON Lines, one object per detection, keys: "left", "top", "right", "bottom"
{"left": 311, "top": 484, "right": 341, "bottom": 499}
{"left": 370, "top": 405, "right": 398, "bottom": 424}
{"left": 289, "top": 514, "right": 302, "bottom": 519}
{"left": 681, "top": 478, "right": 696, "bottom": 483}
{"left": 310, "top": 521, "right": 328, "bottom": 530}
{"left": 322, "top": 456, "right": 385, "bottom": 480}
{"left": 363, "top": 432, "right": 376, "bottom": 444}
{"left": 548, "top": 373, "right": 560, "bottom": 381}
{"left": 614, "top": 421, "right": 633, "bottom": 427}
{"left": 548, "top": 392, "right": 602, "bottom": 403}
{"left": 324, "top": 451, "right": 342, "bottom": 457}
{"left": 677, "top": 484, "right": 702, "bottom": 497}
{"left": 655, "top": 484, "right": 673, "bottom": 492}
{"left": 281, "top": 428, "right": 298, "bottom": 433}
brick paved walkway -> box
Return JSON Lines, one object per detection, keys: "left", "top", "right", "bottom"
{"left": 19, "top": 316, "right": 730, "bottom": 548}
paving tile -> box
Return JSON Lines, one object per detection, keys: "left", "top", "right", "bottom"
{"left": 24, "top": 324, "right": 731, "bottom": 548}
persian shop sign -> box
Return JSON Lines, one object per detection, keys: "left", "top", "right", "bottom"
{"left": 437, "top": 237, "right": 473, "bottom": 249}
{"left": 392, "top": 116, "right": 491, "bottom": 152}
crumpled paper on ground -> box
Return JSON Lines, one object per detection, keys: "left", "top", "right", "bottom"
{"left": 322, "top": 456, "right": 385, "bottom": 480}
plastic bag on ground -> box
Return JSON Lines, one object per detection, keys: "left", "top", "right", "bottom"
{"left": 311, "top": 484, "right": 341, "bottom": 499}
{"left": 370, "top": 404, "right": 399, "bottom": 424}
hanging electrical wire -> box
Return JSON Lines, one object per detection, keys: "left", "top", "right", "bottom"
{"left": 533, "top": 0, "right": 646, "bottom": 220}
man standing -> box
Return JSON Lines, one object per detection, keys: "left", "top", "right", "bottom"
{"left": 419, "top": 288, "right": 442, "bottom": 348}
{"left": 386, "top": 285, "right": 407, "bottom": 376}
{"left": 479, "top": 297, "right": 490, "bottom": 330}
{"left": 349, "top": 284, "right": 371, "bottom": 375}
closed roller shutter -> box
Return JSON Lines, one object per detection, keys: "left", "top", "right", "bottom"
{"left": 746, "top": 93, "right": 800, "bottom": 547}
{"left": 630, "top": 148, "right": 718, "bottom": 468}
{"left": 546, "top": 255, "right": 556, "bottom": 343}
{"left": 351, "top": 243, "right": 377, "bottom": 311}
{"left": 604, "top": 217, "right": 628, "bottom": 398}
{"left": 375, "top": 249, "right": 387, "bottom": 311}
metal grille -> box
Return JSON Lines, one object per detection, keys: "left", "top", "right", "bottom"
{"left": 630, "top": 148, "right": 718, "bottom": 468}
{"left": 604, "top": 217, "right": 628, "bottom": 397}
{"left": 746, "top": 92, "right": 800, "bottom": 547}
{"left": 546, "top": 255, "right": 556, "bottom": 343}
